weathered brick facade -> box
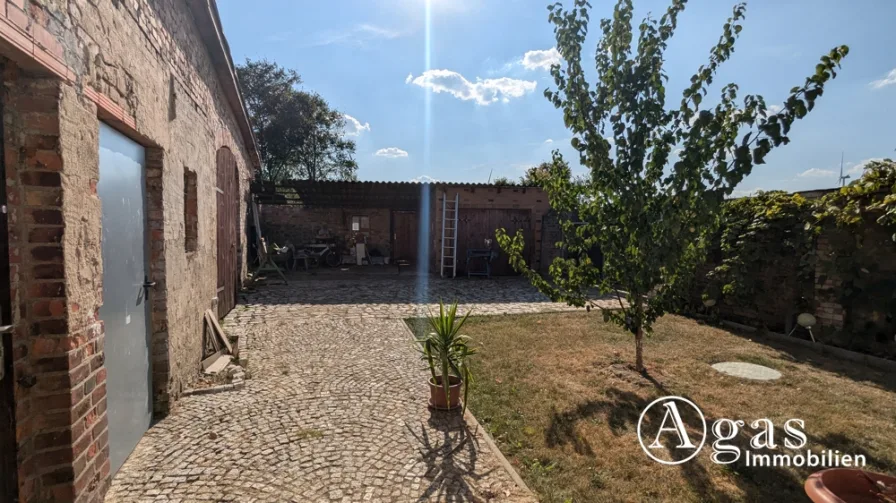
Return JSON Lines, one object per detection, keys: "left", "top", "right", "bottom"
{"left": 0, "top": 1, "right": 257, "bottom": 501}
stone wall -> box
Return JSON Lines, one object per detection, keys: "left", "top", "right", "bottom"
{"left": 0, "top": 0, "right": 255, "bottom": 501}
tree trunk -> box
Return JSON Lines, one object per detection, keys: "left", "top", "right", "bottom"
{"left": 635, "top": 326, "right": 644, "bottom": 372}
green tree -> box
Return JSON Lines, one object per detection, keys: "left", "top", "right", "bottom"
{"left": 491, "top": 176, "right": 519, "bottom": 186}
{"left": 521, "top": 162, "right": 553, "bottom": 187}
{"left": 497, "top": 0, "right": 848, "bottom": 372}
{"left": 237, "top": 59, "right": 358, "bottom": 182}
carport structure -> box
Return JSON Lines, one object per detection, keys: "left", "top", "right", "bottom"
{"left": 253, "top": 180, "right": 559, "bottom": 278}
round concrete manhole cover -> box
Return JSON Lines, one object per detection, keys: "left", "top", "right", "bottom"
{"left": 712, "top": 362, "right": 782, "bottom": 381}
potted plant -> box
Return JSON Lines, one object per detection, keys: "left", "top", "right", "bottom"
{"left": 416, "top": 300, "right": 476, "bottom": 411}
{"left": 805, "top": 468, "right": 896, "bottom": 503}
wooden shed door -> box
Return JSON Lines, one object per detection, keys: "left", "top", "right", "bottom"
{"left": 392, "top": 211, "right": 418, "bottom": 262}
{"left": 458, "top": 209, "right": 532, "bottom": 275}
{"left": 0, "top": 92, "right": 17, "bottom": 502}
{"left": 216, "top": 148, "right": 239, "bottom": 318}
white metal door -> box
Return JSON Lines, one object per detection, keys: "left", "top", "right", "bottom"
{"left": 98, "top": 123, "right": 151, "bottom": 475}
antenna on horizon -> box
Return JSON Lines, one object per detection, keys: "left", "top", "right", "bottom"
{"left": 487, "top": 168, "right": 493, "bottom": 184}
{"left": 838, "top": 152, "right": 850, "bottom": 187}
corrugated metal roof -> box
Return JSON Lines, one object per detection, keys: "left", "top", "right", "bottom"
{"left": 256, "top": 179, "right": 542, "bottom": 188}
{"left": 252, "top": 179, "right": 543, "bottom": 207}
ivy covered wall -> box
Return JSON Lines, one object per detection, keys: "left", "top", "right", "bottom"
{"left": 686, "top": 160, "right": 896, "bottom": 359}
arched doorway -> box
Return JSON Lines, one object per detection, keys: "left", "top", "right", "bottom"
{"left": 216, "top": 147, "right": 239, "bottom": 318}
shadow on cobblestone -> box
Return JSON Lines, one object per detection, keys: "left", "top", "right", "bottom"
{"left": 404, "top": 412, "right": 499, "bottom": 502}
{"left": 246, "top": 276, "right": 554, "bottom": 307}
{"left": 107, "top": 278, "right": 555, "bottom": 502}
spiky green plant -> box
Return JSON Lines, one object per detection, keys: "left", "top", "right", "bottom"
{"left": 416, "top": 300, "right": 476, "bottom": 412}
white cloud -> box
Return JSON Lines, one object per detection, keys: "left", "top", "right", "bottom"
{"left": 405, "top": 73, "right": 413, "bottom": 84}
{"left": 406, "top": 69, "right": 536, "bottom": 105}
{"left": 767, "top": 104, "right": 783, "bottom": 115}
{"left": 356, "top": 24, "right": 401, "bottom": 40}
{"left": 798, "top": 168, "right": 835, "bottom": 178}
{"left": 543, "top": 139, "right": 553, "bottom": 144}
{"left": 311, "top": 24, "right": 404, "bottom": 47}
{"left": 522, "top": 47, "right": 562, "bottom": 70}
{"left": 847, "top": 158, "right": 884, "bottom": 175}
{"left": 870, "top": 68, "right": 896, "bottom": 89}
{"left": 375, "top": 147, "right": 408, "bottom": 158}
{"left": 410, "top": 175, "right": 438, "bottom": 183}
{"left": 342, "top": 114, "right": 370, "bottom": 136}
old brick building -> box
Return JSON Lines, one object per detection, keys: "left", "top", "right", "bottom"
{"left": 0, "top": 0, "right": 257, "bottom": 501}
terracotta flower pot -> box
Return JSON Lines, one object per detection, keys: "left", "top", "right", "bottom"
{"left": 805, "top": 468, "right": 896, "bottom": 503}
{"left": 428, "top": 375, "right": 462, "bottom": 410}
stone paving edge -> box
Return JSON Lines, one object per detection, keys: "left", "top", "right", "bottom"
{"left": 399, "top": 321, "right": 538, "bottom": 501}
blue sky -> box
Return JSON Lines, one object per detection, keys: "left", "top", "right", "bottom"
{"left": 217, "top": 0, "right": 895, "bottom": 194}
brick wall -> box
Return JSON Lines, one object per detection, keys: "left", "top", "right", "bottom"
{"left": 688, "top": 219, "right": 895, "bottom": 357}
{"left": 3, "top": 68, "right": 109, "bottom": 503}
{"left": 813, "top": 233, "right": 845, "bottom": 330}
{"left": 813, "top": 224, "right": 896, "bottom": 352}
{"left": 261, "top": 206, "right": 393, "bottom": 258}
{"left": 690, "top": 258, "right": 806, "bottom": 333}
{"left": 255, "top": 184, "right": 553, "bottom": 274}
{"left": 430, "top": 185, "right": 551, "bottom": 274}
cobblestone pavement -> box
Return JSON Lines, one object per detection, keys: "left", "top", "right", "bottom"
{"left": 107, "top": 277, "right": 592, "bottom": 502}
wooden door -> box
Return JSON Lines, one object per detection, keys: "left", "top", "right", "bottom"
{"left": 216, "top": 148, "right": 239, "bottom": 318}
{"left": 458, "top": 209, "right": 532, "bottom": 275}
{"left": 0, "top": 89, "right": 17, "bottom": 502}
{"left": 391, "top": 211, "right": 418, "bottom": 263}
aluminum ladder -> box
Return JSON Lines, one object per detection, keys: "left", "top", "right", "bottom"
{"left": 440, "top": 192, "right": 459, "bottom": 278}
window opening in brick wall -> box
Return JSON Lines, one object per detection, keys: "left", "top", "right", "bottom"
{"left": 352, "top": 215, "right": 369, "bottom": 232}
{"left": 184, "top": 167, "right": 198, "bottom": 252}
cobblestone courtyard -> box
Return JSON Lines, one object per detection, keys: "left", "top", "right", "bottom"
{"left": 106, "top": 276, "right": 584, "bottom": 502}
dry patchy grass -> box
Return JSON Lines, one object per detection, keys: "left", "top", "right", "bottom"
{"left": 447, "top": 312, "right": 896, "bottom": 503}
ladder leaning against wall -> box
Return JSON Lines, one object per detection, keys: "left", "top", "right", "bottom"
{"left": 440, "top": 192, "right": 459, "bottom": 278}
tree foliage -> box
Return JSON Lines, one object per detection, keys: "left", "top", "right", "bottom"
{"left": 521, "top": 162, "right": 554, "bottom": 187}
{"left": 237, "top": 59, "right": 358, "bottom": 182}
{"left": 491, "top": 176, "right": 519, "bottom": 186}
{"left": 497, "top": 0, "right": 848, "bottom": 371}
{"left": 814, "top": 160, "right": 896, "bottom": 238}
{"left": 703, "top": 191, "right": 815, "bottom": 308}
{"left": 699, "top": 161, "right": 896, "bottom": 355}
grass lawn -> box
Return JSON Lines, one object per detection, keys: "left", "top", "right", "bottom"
{"left": 419, "top": 312, "right": 896, "bottom": 503}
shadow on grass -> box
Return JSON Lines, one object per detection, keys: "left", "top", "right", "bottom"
{"left": 540, "top": 378, "right": 870, "bottom": 501}
{"left": 404, "top": 410, "right": 499, "bottom": 503}
{"left": 695, "top": 319, "right": 896, "bottom": 392}
{"left": 809, "top": 431, "right": 896, "bottom": 474}
{"left": 545, "top": 388, "right": 651, "bottom": 456}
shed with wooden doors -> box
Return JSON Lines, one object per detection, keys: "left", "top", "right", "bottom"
{"left": 252, "top": 180, "right": 553, "bottom": 276}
